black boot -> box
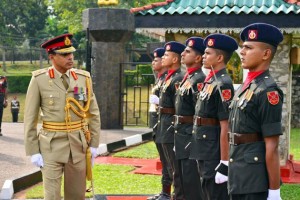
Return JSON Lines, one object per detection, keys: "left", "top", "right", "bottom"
{"left": 0, "top": 128, "right": 2, "bottom": 136}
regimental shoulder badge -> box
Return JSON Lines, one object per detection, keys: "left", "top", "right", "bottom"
{"left": 222, "top": 89, "right": 232, "bottom": 101}
{"left": 267, "top": 91, "right": 279, "bottom": 105}
{"left": 197, "top": 83, "right": 204, "bottom": 91}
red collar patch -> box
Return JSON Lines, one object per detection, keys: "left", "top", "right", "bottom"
{"left": 222, "top": 89, "right": 232, "bottom": 101}
{"left": 267, "top": 91, "right": 279, "bottom": 105}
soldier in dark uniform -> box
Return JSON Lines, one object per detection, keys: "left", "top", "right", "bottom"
{"left": 228, "top": 23, "right": 284, "bottom": 200}
{"left": 173, "top": 37, "right": 206, "bottom": 200}
{"left": 0, "top": 76, "right": 8, "bottom": 136}
{"left": 189, "top": 34, "right": 238, "bottom": 200}
{"left": 148, "top": 47, "right": 172, "bottom": 200}
{"left": 11, "top": 96, "right": 20, "bottom": 122}
{"left": 157, "top": 41, "right": 185, "bottom": 200}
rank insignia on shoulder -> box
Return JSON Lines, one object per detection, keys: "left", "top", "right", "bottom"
{"left": 267, "top": 91, "right": 279, "bottom": 105}
{"left": 222, "top": 89, "right": 232, "bottom": 101}
{"left": 197, "top": 83, "right": 204, "bottom": 91}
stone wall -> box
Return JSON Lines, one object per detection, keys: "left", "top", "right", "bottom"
{"left": 291, "top": 74, "right": 300, "bottom": 128}
{"left": 270, "top": 34, "right": 292, "bottom": 164}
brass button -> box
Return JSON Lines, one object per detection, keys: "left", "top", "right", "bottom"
{"left": 203, "top": 135, "right": 206, "bottom": 138}
{"left": 254, "top": 157, "right": 258, "bottom": 161}
{"left": 172, "top": 122, "right": 174, "bottom": 124}
{"left": 230, "top": 158, "right": 233, "bottom": 162}
{"left": 192, "top": 130, "right": 195, "bottom": 134}
{"left": 175, "top": 130, "right": 178, "bottom": 133}
{"left": 158, "top": 120, "right": 160, "bottom": 123}
{"left": 49, "top": 100, "right": 54, "bottom": 105}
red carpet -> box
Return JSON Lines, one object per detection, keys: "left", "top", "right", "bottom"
{"left": 95, "top": 157, "right": 161, "bottom": 175}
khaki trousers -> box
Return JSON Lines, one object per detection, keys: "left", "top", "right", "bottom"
{"left": 41, "top": 156, "right": 86, "bottom": 200}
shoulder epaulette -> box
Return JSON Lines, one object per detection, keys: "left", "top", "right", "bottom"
{"left": 73, "top": 69, "right": 91, "bottom": 77}
{"left": 32, "top": 68, "right": 48, "bottom": 77}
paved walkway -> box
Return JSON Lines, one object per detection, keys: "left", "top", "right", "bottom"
{"left": 0, "top": 122, "right": 152, "bottom": 194}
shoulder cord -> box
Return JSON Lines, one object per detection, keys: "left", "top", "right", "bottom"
{"left": 64, "top": 77, "right": 91, "bottom": 143}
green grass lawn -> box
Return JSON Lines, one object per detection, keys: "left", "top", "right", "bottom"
{"left": 290, "top": 128, "right": 300, "bottom": 160}
{"left": 22, "top": 141, "right": 300, "bottom": 199}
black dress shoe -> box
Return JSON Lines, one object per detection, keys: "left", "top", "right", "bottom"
{"left": 0, "top": 132, "right": 2, "bottom": 136}
{"left": 147, "top": 194, "right": 160, "bottom": 200}
{"left": 157, "top": 193, "right": 171, "bottom": 200}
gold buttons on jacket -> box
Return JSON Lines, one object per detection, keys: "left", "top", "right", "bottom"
{"left": 192, "top": 130, "right": 195, "bottom": 134}
{"left": 254, "top": 157, "right": 258, "bottom": 161}
{"left": 175, "top": 130, "right": 178, "bottom": 133}
{"left": 230, "top": 158, "right": 233, "bottom": 162}
{"left": 203, "top": 135, "right": 206, "bottom": 138}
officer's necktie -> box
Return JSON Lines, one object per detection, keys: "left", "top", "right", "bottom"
{"left": 61, "top": 74, "right": 69, "bottom": 90}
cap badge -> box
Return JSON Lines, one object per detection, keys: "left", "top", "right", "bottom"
{"left": 207, "top": 38, "right": 215, "bottom": 47}
{"left": 64, "top": 36, "right": 71, "bottom": 46}
{"left": 166, "top": 45, "right": 171, "bottom": 51}
{"left": 154, "top": 52, "right": 157, "bottom": 57}
{"left": 248, "top": 30, "right": 258, "bottom": 40}
{"left": 188, "top": 40, "right": 194, "bottom": 47}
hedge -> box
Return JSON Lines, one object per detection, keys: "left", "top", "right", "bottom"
{"left": 6, "top": 75, "right": 32, "bottom": 93}
{"left": 124, "top": 64, "right": 155, "bottom": 86}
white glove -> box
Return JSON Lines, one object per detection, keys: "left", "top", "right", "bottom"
{"left": 90, "top": 147, "right": 97, "bottom": 167}
{"left": 149, "top": 95, "right": 159, "bottom": 104}
{"left": 31, "top": 153, "right": 44, "bottom": 168}
{"left": 267, "top": 189, "right": 282, "bottom": 200}
{"left": 215, "top": 160, "right": 228, "bottom": 184}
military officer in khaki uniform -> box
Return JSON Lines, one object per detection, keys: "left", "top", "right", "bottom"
{"left": 24, "top": 33, "right": 101, "bottom": 200}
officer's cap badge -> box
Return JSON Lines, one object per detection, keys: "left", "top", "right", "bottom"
{"left": 166, "top": 44, "right": 171, "bottom": 51}
{"left": 188, "top": 39, "right": 194, "bottom": 47}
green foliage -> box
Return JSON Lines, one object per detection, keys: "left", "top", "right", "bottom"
{"left": 292, "top": 64, "right": 300, "bottom": 74}
{"left": 113, "top": 142, "right": 158, "bottom": 158}
{"left": 7, "top": 75, "right": 32, "bottom": 93}
{"left": 0, "top": 0, "right": 48, "bottom": 47}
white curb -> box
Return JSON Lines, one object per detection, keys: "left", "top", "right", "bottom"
{"left": 0, "top": 180, "right": 14, "bottom": 199}
{"left": 124, "top": 134, "right": 142, "bottom": 146}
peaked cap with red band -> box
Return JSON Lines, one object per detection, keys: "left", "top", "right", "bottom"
{"left": 41, "top": 33, "right": 76, "bottom": 54}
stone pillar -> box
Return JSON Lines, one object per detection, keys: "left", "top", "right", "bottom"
{"left": 82, "top": 8, "right": 134, "bottom": 129}
{"left": 270, "top": 34, "right": 292, "bottom": 165}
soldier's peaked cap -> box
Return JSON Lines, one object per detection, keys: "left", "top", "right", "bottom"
{"left": 204, "top": 34, "right": 238, "bottom": 53}
{"left": 164, "top": 41, "right": 185, "bottom": 55}
{"left": 41, "top": 33, "right": 76, "bottom": 54}
{"left": 240, "top": 22, "right": 283, "bottom": 47}
{"left": 153, "top": 48, "right": 165, "bottom": 58}
{"left": 186, "top": 37, "right": 205, "bottom": 55}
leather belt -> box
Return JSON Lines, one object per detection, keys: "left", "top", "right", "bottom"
{"left": 43, "top": 120, "right": 84, "bottom": 132}
{"left": 228, "top": 132, "right": 263, "bottom": 145}
{"left": 173, "top": 115, "right": 194, "bottom": 124}
{"left": 193, "top": 116, "right": 219, "bottom": 126}
{"left": 159, "top": 107, "right": 175, "bottom": 115}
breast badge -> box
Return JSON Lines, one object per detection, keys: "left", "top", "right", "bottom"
{"left": 222, "top": 89, "right": 232, "bottom": 101}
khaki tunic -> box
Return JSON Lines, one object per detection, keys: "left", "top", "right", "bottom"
{"left": 24, "top": 67, "right": 101, "bottom": 163}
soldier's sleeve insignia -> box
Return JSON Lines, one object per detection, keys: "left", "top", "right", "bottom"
{"left": 197, "top": 83, "right": 204, "bottom": 91}
{"left": 222, "top": 89, "right": 232, "bottom": 101}
{"left": 267, "top": 91, "right": 279, "bottom": 105}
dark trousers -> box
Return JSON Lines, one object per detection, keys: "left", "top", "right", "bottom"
{"left": 230, "top": 192, "right": 268, "bottom": 200}
{"left": 162, "top": 143, "right": 185, "bottom": 200}
{"left": 12, "top": 111, "right": 19, "bottom": 122}
{"left": 156, "top": 143, "right": 173, "bottom": 187}
{"left": 196, "top": 160, "right": 229, "bottom": 200}
{"left": 179, "top": 158, "right": 203, "bottom": 200}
